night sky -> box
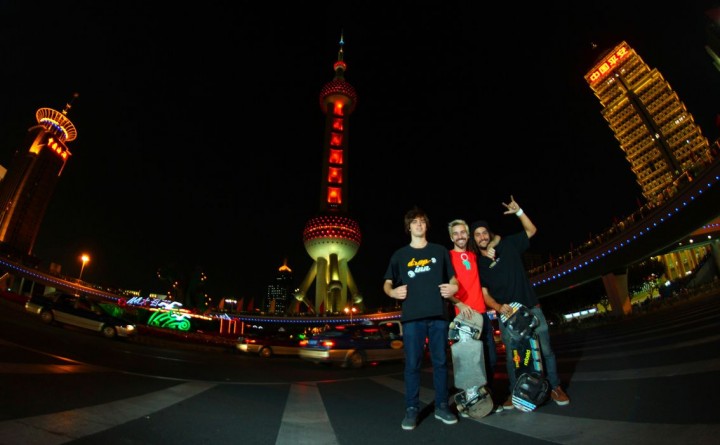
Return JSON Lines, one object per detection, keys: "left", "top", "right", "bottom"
{"left": 1, "top": 2, "right": 719, "bottom": 309}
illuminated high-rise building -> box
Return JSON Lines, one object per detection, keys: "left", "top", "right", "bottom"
{"left": 0, "top": 96, "right": 78, "bottom": 256}
{"left": 294, "top": 34, "right": 363, "bottom": 315}
{"left": 585, "top": 41, "right": 711, "bottom": 203}
{"left": 265, "top": 259, "right": 292, "bottom": 315}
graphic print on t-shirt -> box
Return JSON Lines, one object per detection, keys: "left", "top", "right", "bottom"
{"left": 460, "top": 252, "right": 471, "bottom": 270}
{"left": 406, "top": 256, "right": 437, "bottom": 278}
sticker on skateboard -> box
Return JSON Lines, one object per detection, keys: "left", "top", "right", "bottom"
{"left": 501, "top": 302, "right": 539, "bottom": 342}
{"left": 500, "top": 302, "right": 549, "bottom": 412}
{"left": 449, "top": 310, "right": 493, "bottom": 419}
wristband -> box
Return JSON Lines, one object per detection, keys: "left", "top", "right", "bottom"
{"left": 515, "top": 208, "right": 524, "bottom": 217}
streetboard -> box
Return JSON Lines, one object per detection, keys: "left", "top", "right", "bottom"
{"left": 499, "top": 302, "right": 549, "bottom": 412}
{"left": 448, "top": 309, "right": 494, "bottom": 419}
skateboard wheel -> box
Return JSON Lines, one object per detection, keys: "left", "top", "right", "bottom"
{"left": 454, "top": 392, "right": 468, "bottom": 408}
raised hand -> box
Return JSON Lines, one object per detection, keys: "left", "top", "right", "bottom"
{"left": 502, "top": 195, "right": 521, "bottom": 215}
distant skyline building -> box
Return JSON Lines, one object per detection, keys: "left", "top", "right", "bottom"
{"left": 0, "top": 96, "right": 78, "bottom": 257}
{"left": 294, "top": 34, "right": 363, "bottom": 315}
{"left": 264, "top": 259, "right": 292, "bottom": 315}
{"left": 585, "top": 41, "right": 712, "bottom": 204}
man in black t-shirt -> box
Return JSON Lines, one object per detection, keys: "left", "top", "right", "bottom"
{"left": 384, "top": 206, "right": 459, "bottom": 430}
{"left": 469, "top": 196, "right": 570, "bottom": 410}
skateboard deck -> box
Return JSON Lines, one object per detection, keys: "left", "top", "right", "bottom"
{"left": 448, "top": 310, "right": 494, "bottom": 419}
{"left": 500, "top": 302, "right": 549, "bottom": 412}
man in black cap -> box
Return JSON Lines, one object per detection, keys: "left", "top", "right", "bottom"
{"left": 469, "top": 195, "right": 570, "bottom": 410}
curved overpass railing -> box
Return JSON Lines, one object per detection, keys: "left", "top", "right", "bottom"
{"left": 529, "top": 159, "right": 720, "bottom": 298}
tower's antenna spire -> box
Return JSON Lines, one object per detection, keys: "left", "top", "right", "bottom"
{"left": 63, "top": 92, "right": 79, "bottom": 115}
{"left": 334, "top": 30, "right": 347, "bottom": 78}
{"left": 338, "top": 30, "right": 345, "bottom": 61}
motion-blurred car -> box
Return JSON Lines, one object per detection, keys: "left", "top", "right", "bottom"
{"left": 236, "top": 329, "right": 307, "bottom": 358}
{"left": 24, "top": 292, "right": 136, "bottom": 339}
{"left": 299, "top": 320, "right": 404, "bottom": 368}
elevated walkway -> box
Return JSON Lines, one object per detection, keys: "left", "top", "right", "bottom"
{"left": 529, "top": 158, "right": 720, "bottom": 315}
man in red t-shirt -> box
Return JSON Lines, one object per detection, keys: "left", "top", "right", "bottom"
{"left": 447, "top": 219, "right": 499, "bottom": 403}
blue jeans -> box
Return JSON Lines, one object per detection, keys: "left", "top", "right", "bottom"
{"left": 481, "top": 312, "right": 497, "bottom": 387}
{"left": 402, "top": 318, "right": 450, "bottom": 410}
{"left": 498, "top": 306, "right": 561, "bottom": 391}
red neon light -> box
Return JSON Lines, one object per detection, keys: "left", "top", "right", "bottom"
{"left": 329, "top": 149, "right": 343, "bottom": 164}
{"left": 332, "top": 117, "right": 344, "bottom": 131}
{"left": 327, "top": 187, "right": 342, "bottom": 204}
{"left": 328, "top": 167, "right": 342, "bottom": 184}
{"left": 588, "top": 44, "right": 630, "bottom": 84}
{"left": 330, "top": 132, "right": 343, "bottom": 147}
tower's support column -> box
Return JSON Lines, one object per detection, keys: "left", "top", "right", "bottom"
{"left": 293, "top": 262, "right": 318, "bottom": 315}
{"left": 345, "top": 269, "right": 364, "bottom": 312}
{"left": 601, "top": 270, "right": 632, "bottom": 317}
{"left": 315, "top": 257, "right": 329, "bottom": 314}
{"left": 327, "top": 253, "right": 342, "bottom": 312}
{"left": 337, "top": 258, "right": 350, "bottom": 309}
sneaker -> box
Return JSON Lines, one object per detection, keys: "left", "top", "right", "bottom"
{"left": 492, "top": 403, "right": 504, "bottom": 413}
{"left": 434, "top": 403, "right": 458, "bottom": 425}
{"left": 401, "top": 407, "right": 419, "bottom": 430}
{"left": 502, "top": 395, "right": 514, "bottom": 410}
{"left": 551, "top": 386, "right": 570, "bottom": 406}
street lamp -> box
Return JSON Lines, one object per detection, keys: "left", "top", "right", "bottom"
{"left": 79, "top": 254, "right": 90, "bottom": 280}
{"left": 344, "top": 306, "right": 357, "bottom": 324}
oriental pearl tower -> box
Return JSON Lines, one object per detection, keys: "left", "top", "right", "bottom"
{"left": 293, "top": 34, "right": 363, "bottom": 315}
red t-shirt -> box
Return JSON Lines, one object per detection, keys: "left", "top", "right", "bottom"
{"left": 449, "top": 249, "right": 487, "bottom": 315}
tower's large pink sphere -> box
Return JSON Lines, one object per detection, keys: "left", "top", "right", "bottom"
{"left": 303, "top": 215, "right": 361, "bottom": 260}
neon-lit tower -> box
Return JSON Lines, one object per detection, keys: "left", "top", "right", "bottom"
{"left": 0, "top": 95, "right": 78, "bottom": 256}
{"left": 585, "top": 42, "right": 711, "bottom": 204}
{"left": 294, "top": 34, "right": 363, "bottom": 315}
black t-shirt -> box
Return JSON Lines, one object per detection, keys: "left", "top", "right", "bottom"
{"left": 384, "top": 242, "right": 455, "bottom": 322}
{"left": 478, "top": 231, "right": 539, "bottom": 308}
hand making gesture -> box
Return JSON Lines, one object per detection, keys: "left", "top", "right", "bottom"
{"left": 502, "top": 195, "right": 521, "bottom": 215}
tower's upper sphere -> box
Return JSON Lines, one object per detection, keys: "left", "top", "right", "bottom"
{"left": 303, "top": 215, "right": 361, "bottom": 260}
{"left": 319, "top": 77, "right": 357, "bottom": 114}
